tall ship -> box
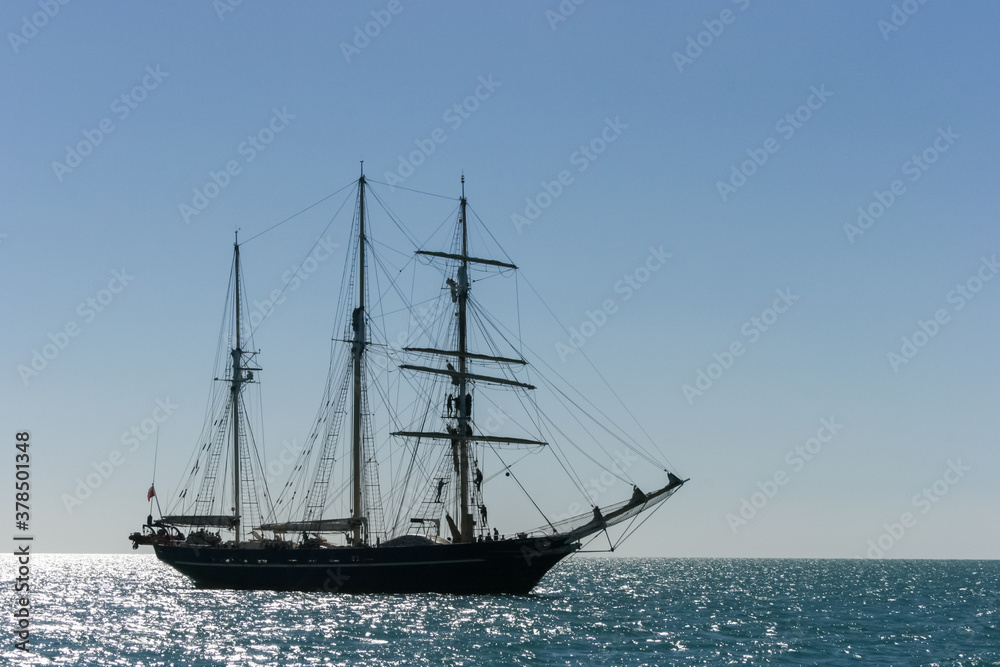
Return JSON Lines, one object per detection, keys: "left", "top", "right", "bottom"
{"left": 130, "top": 169, "right": 687, "bottom": 594}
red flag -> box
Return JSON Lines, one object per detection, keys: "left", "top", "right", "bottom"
{"left": 147, "top": 485, "right": 155, "bottom": 501}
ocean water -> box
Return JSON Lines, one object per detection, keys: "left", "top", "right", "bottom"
{"left": 2, "top": 555, "right": 998, "bottom": 665}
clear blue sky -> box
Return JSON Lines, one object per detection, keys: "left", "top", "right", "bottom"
{"left": 2, "top": 1, "right": 997, "bottom": 558}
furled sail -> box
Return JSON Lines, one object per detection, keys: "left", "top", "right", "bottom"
{"left": 161, "top": 515, "right": 239, "bottom": 528}
{"left": 258, "top": 518, "right": 365, "bottom": 533}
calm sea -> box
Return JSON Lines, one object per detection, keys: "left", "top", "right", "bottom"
{"left": 2, "top": 555, "right": 997, "bottom": 665}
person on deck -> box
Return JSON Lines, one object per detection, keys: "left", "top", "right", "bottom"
{"left": 474, "top": 467, "right": 483, "bottom": 493}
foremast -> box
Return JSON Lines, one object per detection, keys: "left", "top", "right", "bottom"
{"left": 456, "top": 177, "right": 473, "bottom": 541}
{"left": 395, "top": 176, "right": 535, "bottom": 543}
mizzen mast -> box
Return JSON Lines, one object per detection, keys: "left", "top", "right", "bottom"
{"left": 231, "top": 233, "right": 243, "bottom": 542}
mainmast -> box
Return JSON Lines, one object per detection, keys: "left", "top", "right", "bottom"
{"left": 457, "top": 176, "right": 473, "bottom": 542}
{"left": 351, "top": 168, "right": 367, "bottom": 545}
{"left": 231, "top": 234, "right": 243, "bottom": 542}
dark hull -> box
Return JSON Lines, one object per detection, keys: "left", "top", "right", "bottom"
{"left": 153, "top": 536, "right": 579, "bottom": 594}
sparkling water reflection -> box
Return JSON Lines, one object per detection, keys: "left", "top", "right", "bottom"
{"left": 2, "top": 555, "right": 997, "bottom": 665}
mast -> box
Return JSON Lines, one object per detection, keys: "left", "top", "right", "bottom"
{"left": 231, "top": 234, "right": 242, "bottom": 542}
{"left": 395, "top": 175, "right": 526, "bottom": 541}
{"left": 351, "top": 168, "right": 367, "bottom": 545}
{"left": 457, "top": 176, "right": 474, "bottom": 542}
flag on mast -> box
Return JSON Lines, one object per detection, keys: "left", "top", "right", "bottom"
{"left": 147, "top": 485, "right": 155, "bottom": 501}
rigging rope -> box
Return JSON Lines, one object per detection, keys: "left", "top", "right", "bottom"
{"left": 517, "top": 274, "right": 677, "bottom": 473}
{"left": 488, "top": 443, "right": 556, "bottom": 533}
{"left": 241, "top": 181, "right": 356, "bottom": 245}
{"left": 365, "top": 178, "right": 459, "bottom": 201}
{"left": 222, "top": 174, "right": 682, "bottom": 546}
{"left": 246, "top": 185, "right": 356, "bottom": 339}
{"left": 489, "top": 308, "right": 671, "bottom": 472}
